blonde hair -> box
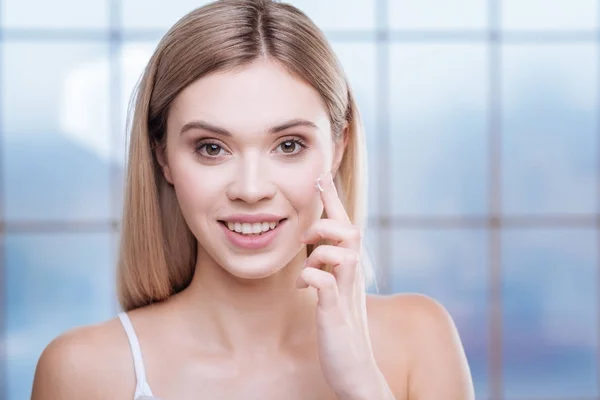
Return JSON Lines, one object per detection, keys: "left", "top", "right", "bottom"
{"left": 117, "top": 0, "right": 376, "bottom": 311}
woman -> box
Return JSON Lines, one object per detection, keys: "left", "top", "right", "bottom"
{"left": 31, "top": 0, "right": 474, "bottom": 399}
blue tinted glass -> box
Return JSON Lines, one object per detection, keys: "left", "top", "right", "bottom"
{"left": 501, "top": 44, "right": 597, "bottom": 215}
{"left": 291, "top": 0, "right": 376, "bottom": 30}
{"left": 390, "top": 0, "right": 487, "bottom": 30}
{"left": 502, "top": 0, "right": 597, "bottom": 30}
{"left": 122, "top": 0, "right": 213, "bottom": 34}
{"left": 390, "top": 44, "right": 488, "bottom": 216}
{"left": 3, "top": 0, "right": 108, "bottom": 29}
{"left": 122, "top": 0, "right": 376, "bottom": 32}
{"left": 2, "top": 42, "right": 112, "bottom": 221}
{"left": 390, "top": 228, "right": 489, "bottom": 398}
{"left": 5, "top": 233, "right": 116, "bottom": 400}
{"left": 502, "top": 229, "right": 598, "bottom": 397}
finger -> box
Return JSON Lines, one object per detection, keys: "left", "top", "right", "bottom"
{"left": 297, "top": 267, "right": 340, "bottom": 309}
{"left": 316, "top": 171, "right": 350, "bottom": 223}
{"left": 304, "top": 245, "right": 359, "bottom": 294}
{"left": 301, "top": 219, "right": 362, "bottom": 248}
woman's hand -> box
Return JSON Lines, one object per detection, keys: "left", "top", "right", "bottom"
{"left": 297, "top": 171, "right": 394, "bottom": 400}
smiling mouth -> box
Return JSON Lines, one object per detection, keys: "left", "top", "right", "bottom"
{"left": 218, "top": 219, "right": 287, "bottom": 237}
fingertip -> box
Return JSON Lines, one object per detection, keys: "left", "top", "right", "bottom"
{"left": 315, "top": 171, "right": 333, "bottom": 194}
{"left": 315, "top": 177, "right": 324, "bottom": 193}
{"left": 295, "top": 276, "right": 309, "bottom": 289}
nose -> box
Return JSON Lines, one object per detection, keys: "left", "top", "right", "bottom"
{"left": 226, "top": 153, "right": 276, "bottom": 204}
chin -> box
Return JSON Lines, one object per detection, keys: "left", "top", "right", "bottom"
{"left": 219, "top": 258, "right": 288, "bottom": 281}
{"left": 215, "top": 243, "right": 304, "bottom": 280}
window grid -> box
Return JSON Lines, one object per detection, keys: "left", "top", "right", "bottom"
{"left": 1, "top": 0, "right": 5, "bottom": 397}
{"left": 0, "top": 1, "right": 598, "bottom": 399}
{"left": 6, "top": 29, "right": 600, "bottom": 43}
{"left": 488, "top": 0, "right": 502, "bottom": 396}
{"left": 596, "top": 1, "right": 600, "bottom": 398}
{"left": 108, "top": 0, "right": 122, "bottom": 318}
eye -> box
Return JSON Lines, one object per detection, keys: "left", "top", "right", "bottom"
{"left": 276, "top": 138, "right": 306, "bottom": 156}
{"left": 280, "top": 141, "right": 296, "bottom": 153}
{"left": 194, "top": 141, "right": 227, "bottom": 158}
{"left": 204, "top": 143, "right": 222, "bottom": 156}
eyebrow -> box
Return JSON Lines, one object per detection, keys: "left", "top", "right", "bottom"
{"left": 179, "top": 118, "right": 319, "bottom": 137}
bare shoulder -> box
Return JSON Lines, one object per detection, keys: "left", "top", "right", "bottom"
{"left": 367, "top": 292, "right": 455, "bottom": 336}
{"left": 368, "top": 292, "right": 459, "bottom": 329}
{"left": 367, "top": 293, "right": 475, "bottom": 400}
{"left": 31, "top": 316, "right": 135, "bottom": 400}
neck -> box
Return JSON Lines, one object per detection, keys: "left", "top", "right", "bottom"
{"left": 174, "top": 247, "right": 318, "bottom": 358}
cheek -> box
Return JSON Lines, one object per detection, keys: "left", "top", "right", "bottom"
{"left": 277, "top": 162, "right": 324, "bottom": 222}
{"left": 169, "top": 156, "right": 216, "bottom": 216}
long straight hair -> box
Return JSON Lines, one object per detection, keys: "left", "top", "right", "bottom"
{"left": 117, "top": 0, "right": 376, "bottom": 311}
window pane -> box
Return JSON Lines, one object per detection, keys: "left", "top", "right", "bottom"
{"left": 330, "top": 41, "right": 378, "bottom": 217}
{"left": 501, "top": 44, "right": 597, "bottom": 215}
{"left": 291, "top": 0, "right": 376, "bottom": 30}
{"left": 2, "top": 42, "right": 112, "bottom": 221}
{"left": 5, "top": 233, "right": 116, "bottom": 400}
{"left": 390, "top": 228, "right": 489, "bottom": 398}
{"left": 390, "top": 0, "right": 487, "bottom": 30}
{"left": 3, "top": 0, "right": 108, "bottom": 29}
{"left": 502, "top": 229, "right": 598, "bottom": 397}
{"left": 122, "top": 0, "right": 375, "bottom": 33}
{"left": 502, "top": 0, "right": 597, "bottom": 31}
{"left": 390, "top": 44, "right": 488, "bottom": 216}
{"left": 122, "top": 0, "right": 213, "bottom": 33}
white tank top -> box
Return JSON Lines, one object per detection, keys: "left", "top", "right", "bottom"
{"left": 118, "top": 312, "right": 162, "bottom": 400}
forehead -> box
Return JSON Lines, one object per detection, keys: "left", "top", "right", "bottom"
{"left": 169, "top": 59, "right": 331, "bottom": 135}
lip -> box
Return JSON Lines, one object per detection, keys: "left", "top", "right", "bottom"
{"left": 219, "top": 213, "right": 284, "bottom": 224}
{"left": 219, "top": 219, "right": 286, "bottom": 250}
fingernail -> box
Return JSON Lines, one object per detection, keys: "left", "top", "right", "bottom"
{"left": 315, "top": 171, "right": 331, "bottom": 193}
{"left": 315, "top": 177, "right": 323, "bottom": 193}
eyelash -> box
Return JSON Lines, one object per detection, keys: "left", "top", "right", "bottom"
{"left": 194, "top": 137, "right": 308, "bottom": 159}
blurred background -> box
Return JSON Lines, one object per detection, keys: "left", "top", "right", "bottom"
{"left": 0, "top": 0, "right": 598, "bottom": 399}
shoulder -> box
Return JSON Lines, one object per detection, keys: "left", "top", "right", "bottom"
{"left": 31, "top": 316, "right": 135, "bottom": 400}
{"left": 367, "top": 293, "right": 474, "bottom": 400}
{"left": 372, "top": 292, "right": 456, "bottom": 328}
{"left": 367, "top": 292, "right": 454, "bottom": 333}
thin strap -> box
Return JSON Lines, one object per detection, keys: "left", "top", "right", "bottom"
{"left": 118, "top": 312, "right": 155, "bottom": 398}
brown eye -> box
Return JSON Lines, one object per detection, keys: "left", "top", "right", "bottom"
{"left": 274, "top": 138, "right": 307, "bottom": 157}
{"left": 204, "top": 144, "right": 222, "bottom": 156}
{"left": 280, "top": 141, "right": 296, "bottom": 153}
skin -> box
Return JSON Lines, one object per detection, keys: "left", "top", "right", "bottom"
{"left": 31, "top": 58, "right": 474, "bottom": 400}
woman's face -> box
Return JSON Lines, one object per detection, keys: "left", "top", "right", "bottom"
{"left": 158, "top": 59, "right": 343, "bottom": 279}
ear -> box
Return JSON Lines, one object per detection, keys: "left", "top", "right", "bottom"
{"left": 154, "top": 143, "right": 174, "bottom": 184}
{"left": 331, "top": 125, "right": 348, "bottom": 178}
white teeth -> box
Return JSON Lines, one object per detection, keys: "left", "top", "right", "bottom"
{"left": 251, "top": 223, "right": 262, "bottom": 233}
{"left": 224, "top": 220, "right": 280, "bottom": 235}
{"left": 242, "top": 223, "right": 252, "bottom": 234}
